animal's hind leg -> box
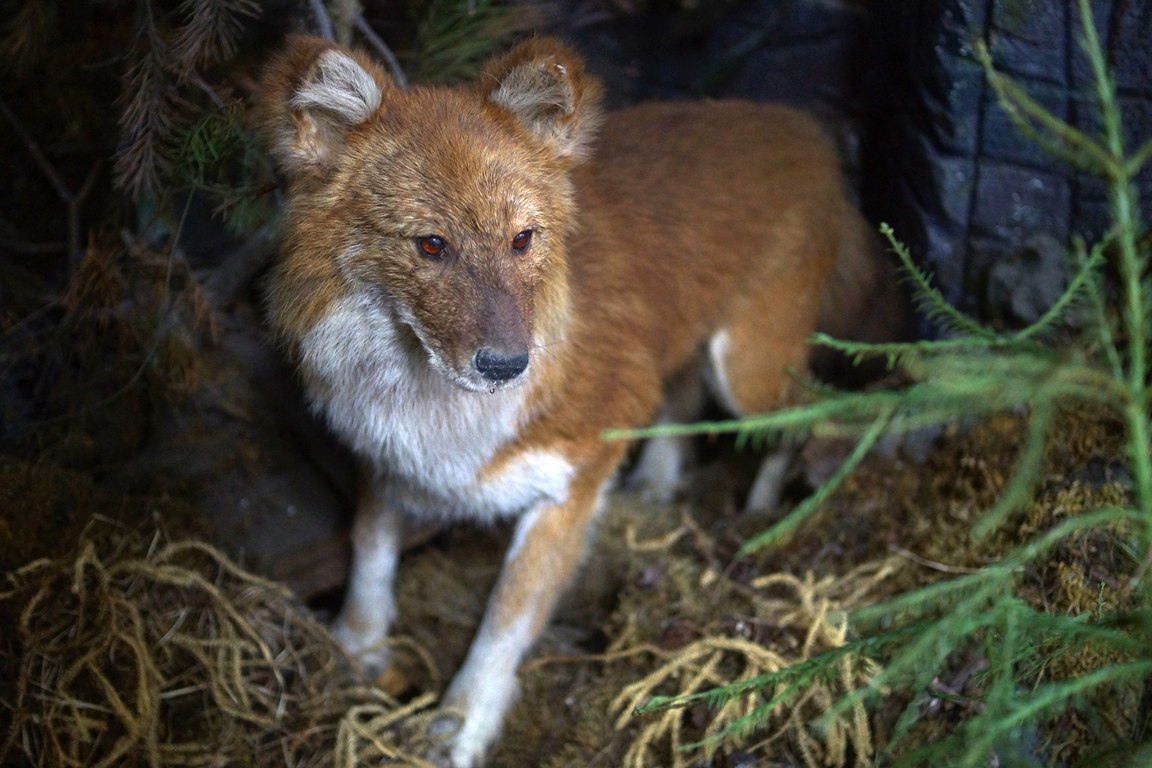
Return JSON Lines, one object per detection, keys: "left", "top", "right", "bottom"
{"left": 743, "top": 435, "right": 801, "bottom": 512}
{"left": 706, "top": 262, "right": 829, "bottom": 418}
{"left": 705, "top": 225, "right": 837, "bottom": 510}
{"left": 707, "top": 319, "right": 812, "bottom": 512}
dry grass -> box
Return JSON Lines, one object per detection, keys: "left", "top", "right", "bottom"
{"left": 608, "top": 559, "right": 898, "bottom": 768}
{"left": 0, "top": 533, "right": 434, "bottom": 768}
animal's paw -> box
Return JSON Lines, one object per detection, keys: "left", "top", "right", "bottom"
{"left": 423, "top": 714, "right": 463, "bottom": 768}
{"left": 330, "top": 619, "right": 391, "bottom": 676}
{"left": 422, "top": 711, "right": 493, "bottom": 768}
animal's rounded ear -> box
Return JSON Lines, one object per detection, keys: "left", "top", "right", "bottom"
{"left": 482, "top": 38, "right": 603, "bottom": 163}
{"left": 257, "top": 35, "right": 390, "bottom": 180}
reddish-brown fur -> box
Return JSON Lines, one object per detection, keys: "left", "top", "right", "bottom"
{"left": 258, "top": 35, "right": 899, "bottom": 767}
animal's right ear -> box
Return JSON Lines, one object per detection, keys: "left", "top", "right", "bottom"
{"left": 257, "top": 35, "right": 389, "bottom": 180}
{"left": 482, "top": 38, "right": 603, "bottom": 163}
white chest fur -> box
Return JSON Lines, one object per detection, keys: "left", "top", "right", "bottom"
{"left": 298, "top": 294, "right": 573, "bottom": 521}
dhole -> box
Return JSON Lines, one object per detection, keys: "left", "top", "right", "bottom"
{"left": 259, "top": 34, "right": 897, "bottom": 767}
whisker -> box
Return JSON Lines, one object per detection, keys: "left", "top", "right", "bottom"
{"left": 530, "top": 335, "right": 568, "bottom": 365}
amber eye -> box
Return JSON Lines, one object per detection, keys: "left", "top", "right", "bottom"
{"left": 417, "top": 235, "right": 448, "bottom": 259}
{"left": 511, "top": 229, "right": 533, "bottom": 253}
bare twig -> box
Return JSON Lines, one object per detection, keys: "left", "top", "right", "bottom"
{"left": 68, "top": 160, "right": 103, "bottom": 265}
{"left": 308, "top": 0, "right": 334, "bottom": 40}
{"left": 204, "top": 219, "right": 277, "bottom": 305}
{"left": 327, "top": 0, "right": 362, "bottom": 44}
{"left": 0, "top": 238, "right": 68, "bottom": 254}
{"left": 0, "top": 95, "right": 100, "bottom": 270}
{"left": 0, "top": 95, "right": 71, "bottom": 202}
{"left": 185, "top": 69, "right": 227, "bottom": 110}
{"left": 887, "top": 545, "right": 984, "bottom": 575}
{"left": 354, "top": 16, "right": 408, "bottom": 90}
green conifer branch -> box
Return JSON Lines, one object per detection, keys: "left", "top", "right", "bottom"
{"left": 880, "top": 222, "right": 995, "bottom": 340}
{"left": 1074, "top": 235, "right": 1126, "bottom": 379}
{"left": 960, "top": 660, "right": 1152, "bottom": 765}
{"left": 1125, "top": 135, "right": 1152, "bottom": 177}
{"left": 737, "top": 409, "right": 892, "bottom": 556}
{"left": 974, "top": 40, "right": 1115, "bottom": 178}
{"left": 1070, "top": 0, "right": 1152, "bottom": 580}
{"left": 969, "top": 398, "right": 1052, "bottom": 540}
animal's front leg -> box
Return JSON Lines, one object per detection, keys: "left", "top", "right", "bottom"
{"left": 431, "top": 462, "right": 618, "bottom": 768}
{"left": 331, "top": 473, "right": 403, "bottom": 673}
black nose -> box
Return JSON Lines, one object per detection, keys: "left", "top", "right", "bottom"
{"left": 474, "top": 347, "right": 529, "bottom": 382}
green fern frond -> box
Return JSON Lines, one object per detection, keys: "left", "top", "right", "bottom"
{"left": 880, "top": 223, "right": 996, "bottom": 341}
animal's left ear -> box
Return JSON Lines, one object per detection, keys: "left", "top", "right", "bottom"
{"left": 257, "top": 35, "right": 391, "bottom": 182}
{"left": 482, "top": 38, "right": 603, "bottom": 163}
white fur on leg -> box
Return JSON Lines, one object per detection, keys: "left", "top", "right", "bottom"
{"left": 744, "top": 440, "right": 798, "bottom": 512}
{"left": 426, "top": 501, "right": 564, "bottom": 767}
{"left": 705, "top": 328, "right": 741, "bottom": 416}
{"left": 629, "top": 431, "right": 691, "bottom": 501}
{"left": 331, "top": 488, "right": 403, "bottom": 673}
{"left": 429, "top": 612, "right": 535, "bottom": 768}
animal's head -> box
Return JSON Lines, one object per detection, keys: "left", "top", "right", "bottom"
{"left": 259, "top": 36, "right": 602, "bottom": 391}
